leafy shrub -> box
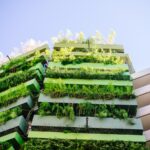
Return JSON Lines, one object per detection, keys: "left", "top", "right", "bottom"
{"left": 61, "top": 55, "right": 124, "bottom": 65}
{"left": 0, "top": 55, "right": 46, "bottom": 77}
{"left": 38, "top": 103, "right": 75, "bottom": 120}
{"left": 95, "top": 104, "right": 129, "bottom": 119}
{"left": 38, "top": 102, "right": 130, "bottom": 120}
{"left": 0, "top": 106, "right": 22, "bottom": 125}
{"left": 0, "top": 142, "right": 12, "bottom": 150}
{"left": 46, "top": 67, "right": 130, "bottom": 80}
{"left": 22, "top": 139, "right": 147, "bottom": 150}
{"left": 0, "top": 69, "right": 41, "bottom": 92}
{"left": 0, "top": 84, "right": 29, "bottom": 108}
{"left": 0, "top": 57, "right": 26, "bottom": 71}
{"left": 44, "top": 79, "right": 135, "bottom": 100}
{"left": 52, "top": 49, "right": 124, "bottom": 65}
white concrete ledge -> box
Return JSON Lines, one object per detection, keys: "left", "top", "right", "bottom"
{"left": 137, "top": 93, "right": 150, "bottom": 108}
{"left": 132, "top": 68, "right": 150, "bottom": 80}
{"left": 141, "top": 115, "right": 150, "bottom": 131}
{"left": 132, "top": 68, "right": 150, "bottom": 89}
{"left": 137, "top": 105, "right": 150, "bottom": 131}
{"left": 144, "top": 129, "right": 150, "bottom": 141}
{"left": 137, "top": 105, "right": 150, "bottom": 118}
{"left": 134, "top": 84, "right": 150, "bottom": 96}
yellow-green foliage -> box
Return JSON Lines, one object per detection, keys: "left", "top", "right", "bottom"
{"left": 0, "top": 84, "right": 29, "bottom": 108}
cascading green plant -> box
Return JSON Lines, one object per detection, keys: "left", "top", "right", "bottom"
{"left": 0, "top": 106, "right": 22, "bottom": 125}
{"left": 46, "top": 67, "right": 130, "bottom": 80}
{"left": 95, "top": 104, "right": 129, "bottom": 120}
{"left": 78, "top": 102, "right": 94, "bottom": 116}
{"left": 0, "top": 69, "right": 41, "bottom": 92}
{"left": 0, "top": 54, "right": 46, "bottom": 77}
{"left": 38, "top": 102, "right": 52, "bottom": 116}
{"left": 38, "top": 103, "right": 75, "bottom": 120}
{"left": 0, "top": 83, "right": 29, "bottom": 108}
{"left": 96, "top": 104, "right": 109, "bottom": 118}
{"left": 43, "top": 79, "right": 134, "bottom": 100}
{"left": 38, "top": 102, "right": 130, "bottom": 120}
{"left": 52, "top": 49, "right": 124, "bottom": 65}
{"left": 63, "top": 105, "right": 75, "bottom": 120}
{"left": 0, "top": 142, "right": 12, "bottom": 150}
{"left": 22, "top": 139, "right": 147, "bottom": 150}
{"left": 0, "top": 57, "right": 26, "bottom": 71}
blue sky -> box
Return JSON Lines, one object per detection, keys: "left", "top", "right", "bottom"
{"left": 0, "top": 0, "right": 150, "bottom": 71}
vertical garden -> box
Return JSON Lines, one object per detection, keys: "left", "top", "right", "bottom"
{"left": 0, "top": 33, "right": 148, "bottom": 150}
{"left": 0, "top": 44, "right": 50, "bottom": 150}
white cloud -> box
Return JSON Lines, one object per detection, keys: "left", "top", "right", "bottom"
{"left": 0, "top": 51, "right": 8, "bottom": 65}
{"left": 10, "top": 38, "right": 48, "bottom": 58}
{"left": 0, "top": 38, "right": 48, "bottom": 66}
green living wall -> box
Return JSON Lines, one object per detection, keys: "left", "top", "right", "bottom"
{"left": 0, "top": 34, "right": 147, "bottom": 150}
